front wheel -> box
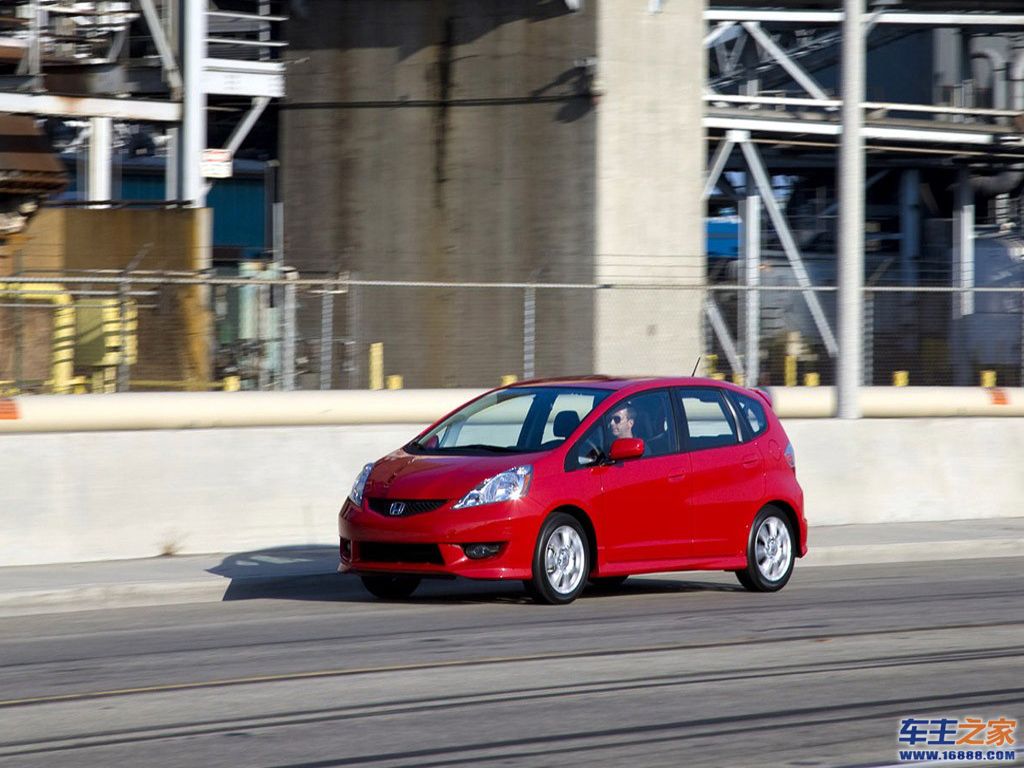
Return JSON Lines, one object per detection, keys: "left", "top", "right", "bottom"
{"left": 360, "top": 573, "right": 421, "bottom": 600}
{"left": 735, "top": 507, "right": 794, "bottom": 592}
{"left": 529, "top": 513, "right": 590, "bottom": 605}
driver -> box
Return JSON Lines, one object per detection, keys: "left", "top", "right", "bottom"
{"left": 608, "top": 404, "right": 637, "bottom": 440}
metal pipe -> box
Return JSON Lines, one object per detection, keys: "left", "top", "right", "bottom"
{"left": 1011, "top": 43, "right": 1024, "bottom": 110}
{"left": 3, "top": 388, "right": 1024, "bottom": 434}
{"left": 837, "top": 0, "right": 865, "bottom": 419}
{"left": 971, "top": 41, "right": 1007, "bottom": 110}
{"left": 87, "top": 117, "right": 113, "bottom": 206}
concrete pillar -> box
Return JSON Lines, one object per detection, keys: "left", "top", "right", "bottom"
{"left": 594, "top": 1, "right": 705, "bottom": 375}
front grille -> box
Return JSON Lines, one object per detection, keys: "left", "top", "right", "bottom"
{"left": 358, "top": 542, "right": 444, "bottom": 565}
{"left": 367, "top": 498, "right": 446, "bottom": 517}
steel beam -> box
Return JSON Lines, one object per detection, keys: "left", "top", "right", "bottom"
{"left": 703, "top": 136, "right": 736, "bottom": 199}
{"left": 706, "top": 10, "right": 1024, "bottom": 26}
{"left": 837, "top": 0, "right": 865, "bottom": 419}
{"left": 203, "top": 59, "right": 285, "bottom": 98}
{"left": 704, "top": 21, "right": 737, "bottom": 48}
{"left": 202, "top": 97, "right": 271, "bottom": 196}
{"left": 742, "top": 22, "right": 829, "bottom": 100}
{"left": 704, "top": 115, "right": 1009, "bottom": 146}
{"left": 0, "top": 92, "right": 180, "bottom": 122}
{"left": 704, "top": 296, "right": 743, "bottom": 377}
{"left": 138, "top": 0, "right": 183, "bottom": 96}
{"left": 739, "top": 138, "right": 839, "bottom": 357}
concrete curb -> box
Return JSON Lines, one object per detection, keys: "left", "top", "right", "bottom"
{"left": 0, "top": 539, "right": 1019, "bottom": 617}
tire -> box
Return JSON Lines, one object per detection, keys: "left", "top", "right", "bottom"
{"left": 529, "top": 513, "right": 590, "bottom": 605}
{"left": 360, "top": 573, "right": 421, "bottom": 600}
{"left": 735, "top": 506, "right": 795, "bottom": 592}
{"left": 589, "top": 575, "right": 628, "bottom": 590}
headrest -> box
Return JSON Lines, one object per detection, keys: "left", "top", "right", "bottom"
{"left": 552, "top": 410, "right": 581, "bottom": 438}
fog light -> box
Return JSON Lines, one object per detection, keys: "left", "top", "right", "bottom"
{"left": 340, "top": 538, "right": 352, "bottom": 561}
{"left": 463, "top": 543, "right": 502, "bottom": 560}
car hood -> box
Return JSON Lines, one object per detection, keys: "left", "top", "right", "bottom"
{"left": 365, "top": 449, "right": 539, "bottom": 501}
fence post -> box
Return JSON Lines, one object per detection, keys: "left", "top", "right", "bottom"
{"left": 863, "top": 290, "right": 874, "bottom": 386}
{"left": 346, "top": 273, "right": 360, "bottom": 390}
{"left": 523, "top": 286, "right": 536, "bottom": 380}
{"left": 319, "top": 282, "right": 334, "bottom": 390}
{"left": 117, "top": 275, "right": 131, "bottom": 393}
{"left": 281, "top": 268, "right": 296, "bottom": 391}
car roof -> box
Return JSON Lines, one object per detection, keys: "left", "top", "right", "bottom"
{"left": 508, "top": 375, "right": 757, "bottom": 395}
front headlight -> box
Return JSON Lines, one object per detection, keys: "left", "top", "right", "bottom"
{"left": 349, "top": 462, "right": 374, "bottom": 506}
{"left": 453, "top": 465, "right": 533, "bottom": 509}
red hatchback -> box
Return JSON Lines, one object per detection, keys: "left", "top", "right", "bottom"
{"left": 338, "top": 376, "right": 806, "bottom": 604}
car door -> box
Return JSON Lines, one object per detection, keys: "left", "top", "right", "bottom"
{"left": 675, "top": 386, "right": 765, "bottom": 559}
{"left": 575, "top": 390, "right": 690, "bottom": 565}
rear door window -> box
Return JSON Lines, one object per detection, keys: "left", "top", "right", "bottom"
{"left": 676, "top": 387, "right": 740, "bottom": 451}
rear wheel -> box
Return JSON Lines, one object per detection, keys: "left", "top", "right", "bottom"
{"left": 360, "top": 573, "right": 421, "bottom": 600}
{"left": 529, "top": 513, "right": 590, "bottom": 605}
{"left": 735, "top": 506, "right": 794, "bottom": 592}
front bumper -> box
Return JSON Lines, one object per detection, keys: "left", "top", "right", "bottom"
{"left": 337, "top": 496, "right": 541, "bottom": 580}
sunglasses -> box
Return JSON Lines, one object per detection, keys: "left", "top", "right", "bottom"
{"left": 610, "top": 414, "right": 627, "bottom": 424}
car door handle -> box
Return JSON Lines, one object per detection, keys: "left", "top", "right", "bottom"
{"left": 668, "top": 471, "right": 687, "bottom": 483}
{"left": 742, "top": 453, "right": 760, "bottom": 468}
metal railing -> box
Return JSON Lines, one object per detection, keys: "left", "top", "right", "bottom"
{"left": 1, "top": 273, "right": 1022, "bottom": 394}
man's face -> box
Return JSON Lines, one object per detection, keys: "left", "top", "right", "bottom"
{"left": 609, "top": 407, "right": 634, "bottom": 439}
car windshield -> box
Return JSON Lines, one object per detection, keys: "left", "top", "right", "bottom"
{"left": 409, "top": 386, "right": 611, "bottom": 455}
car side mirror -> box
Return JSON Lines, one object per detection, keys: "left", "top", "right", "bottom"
{"left": 609, "top": 438, "right": 644, "bottom": 461}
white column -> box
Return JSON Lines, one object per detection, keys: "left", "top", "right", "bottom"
{"left": 182, "top": 0, "right": 207, "bottom": 208}
{"left": 87, "top": 117, "right": 113, "bottom": 206}
{"left": 837, "top": 0, "right": 865, "bottom": 418}
{"left": 741, "top": 194, "right": 761, "bottom": 386}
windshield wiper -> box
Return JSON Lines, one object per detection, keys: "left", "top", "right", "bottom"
{"left": 433, "top": 444, "right": 522, "bottom": 453}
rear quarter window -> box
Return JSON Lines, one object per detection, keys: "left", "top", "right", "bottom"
{"left": 731, "top": 392, "right": 769, "bottom": 439}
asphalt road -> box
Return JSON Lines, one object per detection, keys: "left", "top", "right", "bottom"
{"left": 0, "top": 558, "right": 1021, "bottom": 768}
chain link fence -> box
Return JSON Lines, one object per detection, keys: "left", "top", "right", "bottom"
{"left": 1, "top": 273, "right": 1022, "bottom": 393}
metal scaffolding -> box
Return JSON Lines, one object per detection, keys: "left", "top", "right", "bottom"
{"left": 0, "top": 1, "right": 286, "bottom": 210}
{"left": 704, "top": 1, "right": 1024, "bottom": 412}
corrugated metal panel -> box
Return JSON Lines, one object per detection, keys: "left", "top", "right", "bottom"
{"left": 120, "top": 169, "right": 266, "bottom": 250}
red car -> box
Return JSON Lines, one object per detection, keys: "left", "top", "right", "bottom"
{"left": 338, "top": 376, "right": 806, "bottom": 604}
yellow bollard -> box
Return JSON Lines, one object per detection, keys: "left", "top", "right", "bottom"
{"left": 368, "top": 343, "right": 384, "bottom": 390}
{"left": 980, "top": 370, "right": 997, "bottom": 388}
{"left": 784, "top": 356, "right": 797, "bottom": 387}
{"left": 803, "top": 372, "right": 820, "bottom": 387}
{"left": 704, "top": 354, "right": 718, "bottom": 378}
{"left": 732, "top": 372, "right": 745, "bottom": 386}
{"left": 893, "top": 370, "right": 909, "bottom": 387}
{"left": 500, "top": 374, "right": 518, "bottom": 386}
{"left": 222, "top": 375, "right": 241, "bottom": 392}
{"left": 386, "top": 375, "right": 403, "bottom": 390}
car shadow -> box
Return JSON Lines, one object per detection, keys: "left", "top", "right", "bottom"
{"left": 207, "top": 547, "right": 744, "bottom": 604}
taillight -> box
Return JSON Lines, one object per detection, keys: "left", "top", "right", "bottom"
{"left": 784, "top": 442, "right": 796, "bottom": 470}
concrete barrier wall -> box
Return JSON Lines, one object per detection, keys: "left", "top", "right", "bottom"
{"left": 2, "top": 418, "right": 1022, "bottom": 567}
